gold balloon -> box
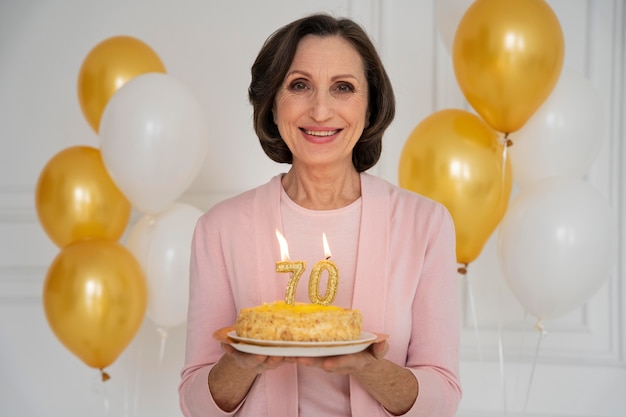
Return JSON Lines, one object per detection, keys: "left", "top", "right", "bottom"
{"left": 43, "top": 239, "right": 147, "bottom": 370}
{"left": 398, "top": 109, "right": 512, "bottom": 264}
{"left": 35, "top": 146, "right": 131, "bottom": 248}
{"left": 77, "top": 35, "right": 166, "bottom": 132}
{"left": 453, "top": 0, "right": 564, "bottom": 133}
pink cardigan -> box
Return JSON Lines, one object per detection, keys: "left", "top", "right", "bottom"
{"left": 179, "top": 173, "right": 461, "bottom": 416}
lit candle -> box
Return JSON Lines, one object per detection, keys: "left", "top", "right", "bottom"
{"left": 275, "top": 229, "right": 306, "bottom": 305}
{"left": 308, "top": 233, "right": 339, "bottom": 306}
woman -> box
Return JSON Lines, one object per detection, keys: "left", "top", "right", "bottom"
{"left": 179, "top": 13, "right": 461, "bottom": 417}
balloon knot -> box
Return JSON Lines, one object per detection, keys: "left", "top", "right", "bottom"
{"left": 157, "top": 327, "right": 169, "bottom": 339}
{"left": 501, "top": 133, "right": 513, "bottom": 147}
{"left": 457, "top": 263, "right": 468, "bottom": 275}
{"left": 534, "top": 320, "right": 547, "bottom": 336}
{"left": 100, "top": 369, "right": 111, "bottom": 382}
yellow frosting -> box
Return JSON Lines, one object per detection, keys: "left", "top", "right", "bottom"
{"left": 258, "top": 300, "right": 346, "bottom": 313}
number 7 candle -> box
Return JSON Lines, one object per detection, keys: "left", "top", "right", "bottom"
{"left": 275, "top": 229, "right": 305, "bottom": 305}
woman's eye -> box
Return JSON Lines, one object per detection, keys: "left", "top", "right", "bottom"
{"left": 289, "top": 81, "right": 308, "bottom": 91}
{"left": 336, "top": 82, "right": 355, "bottom": 93}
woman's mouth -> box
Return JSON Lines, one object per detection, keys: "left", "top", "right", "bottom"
{"left": 301, "top": 128, "right": 340, "bottom": 137}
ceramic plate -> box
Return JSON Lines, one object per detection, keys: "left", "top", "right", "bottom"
{"left": 213, "top": 327, "right": 386, "bottom": 357}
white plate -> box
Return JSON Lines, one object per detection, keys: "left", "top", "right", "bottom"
{"left": 226, "top": 331, "right": 378, "bottom": 357}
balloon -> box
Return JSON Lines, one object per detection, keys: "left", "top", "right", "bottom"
{"left": 43, "top": 239, "right": 147, "bottom": 370}
{"left": 453, "top": 0, "right": 564, "bottom": 133}
{"left": 77, "top": 35, "right": 166, "bottom": 133}
{"left": 35, "top": 146, "right": 131, "bottom": 248}
{"left": 509, "top": 68, "right": 604, "bottom": 188}
{"left": 126, "top": 203, "right": 203, "bottom": 328}
{"left": 99, "top": 73, "right": 209, "bottom": 214}
{"left": 435, "top": 0, "right": 474, "bottom": 54}
{"left": 399, "top": 109, "right": 512, "bottom": 264}
{"left": 498, "top": 178, "right": 615, "bottom": 320}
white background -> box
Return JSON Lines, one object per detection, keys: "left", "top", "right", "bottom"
{"left": 0, "top": 1, "right": 624, "bottom": 416}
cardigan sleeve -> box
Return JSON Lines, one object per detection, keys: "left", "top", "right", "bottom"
{"left": 178, "top": 208, "right": 244, "bottom": 417}
{"left": 351, "top": 176, "right": 462, "bottom": 417}
{"left": 404, "top": 203, "right": 462, "bottom": 417}
{"left": 178, "top": 177, "right": 295, "bottom": 417}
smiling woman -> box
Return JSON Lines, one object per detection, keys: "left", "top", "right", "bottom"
{"left": 179, "top": 13, "right": 461, "bottom": 417}
{"left": 248, "top": 13, "right": 395, "bottom": 174}
{"left": 2, "top": 1, "right": 622, "bottom": 417}
{"left": 273, "top": 35, "right": 369, "bottom": 179}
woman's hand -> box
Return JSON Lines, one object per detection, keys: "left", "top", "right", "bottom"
{"left": 221, "top": 342, "right": 294, "bottom": 373}
{"left": 208, "top": 344, "right": 294, "bottom": 412}
{"left": 294, "top": 340, "right": 417, "bottom": 415}
{"left": 292, "top": 340, "right": 389, "bottom": 375}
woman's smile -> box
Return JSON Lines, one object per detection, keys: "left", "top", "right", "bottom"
{"left": 300, "top": 126, "right": 342, "bottom": 143}
{"left": 273, "top": 34, "right": 369, "bottom": 169}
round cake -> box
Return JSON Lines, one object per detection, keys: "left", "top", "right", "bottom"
{"left": 235, "top": 301, "right": 362, "bottom": 342}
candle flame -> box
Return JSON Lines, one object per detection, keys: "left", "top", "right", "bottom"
{"left": 275, "top": 229, "right": 290, "bottom": 261}
{"left": 322, "top": 232, "right": 332, "bottom": 259}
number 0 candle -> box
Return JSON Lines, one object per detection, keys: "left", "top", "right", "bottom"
{"left": 308, "top": 233, "right": 339, "bottom": 305}
{"left": 275, "top": 230, "right": 305, "bottom": 305}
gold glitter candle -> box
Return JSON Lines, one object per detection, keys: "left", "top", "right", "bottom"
{"left": 308, "top": 259, "right": 339, "bottom": 305}
{"left": 276, "top": 260, "right": 306, "bottom": 305}
{"left": 308, "top": 233, "right": 339, "bottom": 305}
{"left": 275, "top": 229, "right": 306, "bottom": 305}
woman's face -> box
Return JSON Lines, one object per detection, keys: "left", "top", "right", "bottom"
{"left": 274, "top": 35, "right": 369, "bottom": 171}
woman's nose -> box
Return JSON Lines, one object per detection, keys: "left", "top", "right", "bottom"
{"left": 309, "top": 90, "right": 334, "bottom": 121}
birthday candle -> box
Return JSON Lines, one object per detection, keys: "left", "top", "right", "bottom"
{"left": 275, "top": 230, "right": 305, "bottom": 305}
{"left": 308, "top": 233, "right": 339, "bottom": 306}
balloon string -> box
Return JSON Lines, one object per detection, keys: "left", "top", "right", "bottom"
{"left": 497, "top": 279, "right": 508, "bottom": 415}
{"left": 101, "top": 371, "right": 111, "bottom": 417}
{"left": 459, "top": 264, "right": 483, "bottom": 362}
{"left": 133, "top": 344, "right": 142, "bottom": 417}
{"left": 498, "top": 328, "right": 508, "bottom": 415}
{"left": 524, "top": 320, "right": 547, "bottom": 413}
{"left": 122, "top": 327, "right": 143, "bottom": 417}
{"left": 500, "top": 133, "right": 510, "bottom": 198}
{"left": 157, "top": 327, "right": 169, "bottom": 367}
{"left": 515, "top": 311, "right": 529, "bottom": 395}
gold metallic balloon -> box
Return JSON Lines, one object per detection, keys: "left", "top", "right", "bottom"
{"left": 398, "top": 109, "right": 512, "bottom": 264}
{"left": 43, "top": 239, "right": 147, "bottom": 370}
{"left": 35, "top": 146, "right": 131, "bottom": 248}
{"left": 77, "top": 35, "right": 166, "bottom": 132}
{"left": 453, "top": 0, "right": 564, "bottom": 133}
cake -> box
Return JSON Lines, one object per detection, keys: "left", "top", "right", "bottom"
{"left": 235, "top": 301, "right": 362, "bottom": 342}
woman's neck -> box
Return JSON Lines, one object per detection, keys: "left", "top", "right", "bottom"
{"left": 281, "top": 165, "right": 361, "bottom": 210}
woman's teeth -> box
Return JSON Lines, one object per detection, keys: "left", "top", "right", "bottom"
{"left": 303, "top": 129, "right": 338, "bottom": 137}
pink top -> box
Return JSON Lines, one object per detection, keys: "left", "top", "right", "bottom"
{"left": 280, "top": 184, "right": 361, "bottom": 416}
{"left": 179, "top": 173, "right": 462, "bottom": 416}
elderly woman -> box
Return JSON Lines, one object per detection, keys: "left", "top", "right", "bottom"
{"left": 179, "top": 13, "right": 461, "bottom": 417}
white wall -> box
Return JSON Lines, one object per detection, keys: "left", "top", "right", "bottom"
{"left": 1, "top": 1, "right": 624, "bottom": 416}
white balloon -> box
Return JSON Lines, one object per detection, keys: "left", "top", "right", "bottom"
{"left": 436, "top": 0, "right": 474, "bottom": 54}
{"left": 497, "top": 178, "right": 615, "bottom": 320}
{"left": 100, "top": 73, "right": 209, "bottom": 214}
{"left": 126, "top": 203, "right": 203, "bottom": 328}
{"left": 509, "top": 68, "right": 604, "bottom": 189}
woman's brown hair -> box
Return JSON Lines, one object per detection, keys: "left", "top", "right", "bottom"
{"left": 248, "top": 13, "right": 395, "bottom": 172}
